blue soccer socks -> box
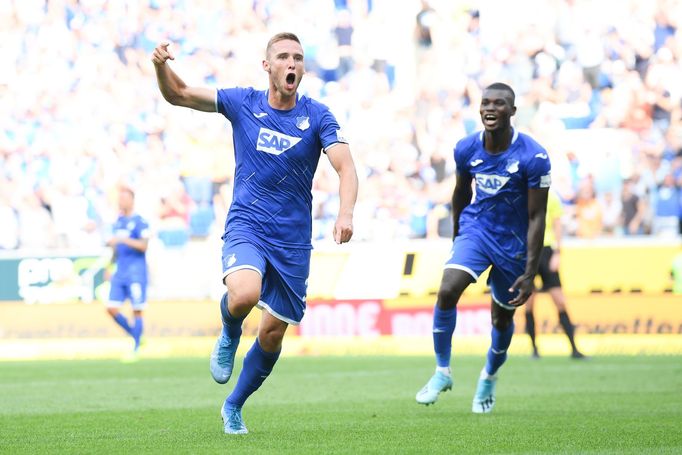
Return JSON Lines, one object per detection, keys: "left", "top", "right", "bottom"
{"left": 226, "top": 339, "right": 280, "bottom": 408}
{"left": 433, "top": 305, "right": 457, "bottom": 368}
{"left": 220, "top": 293, "right": 245, "bottom": 339}
{"left": 132, "top": 316, "right": 143, "bottom": 350}
{"left": 485, "top": 321, "right": 515, "bottom": 376}
{"left": 113, "top": 313, "right": 133, "bottom": 336}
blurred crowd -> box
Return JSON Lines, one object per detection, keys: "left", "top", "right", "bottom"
{"left": 1, "top": 0, "right": 682, "bottom": 251}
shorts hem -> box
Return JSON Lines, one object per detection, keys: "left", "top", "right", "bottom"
{"left": 256, "top": 300, "right": 300, "bottom": 326}
{"left": 222, "top": 265, "right": 263, "bottom": 281}
{"left": 491, "top": 294, "right": 516, "bottom": 310}
{"left": 444, "top": 264, "right": 479, "bottom": 281}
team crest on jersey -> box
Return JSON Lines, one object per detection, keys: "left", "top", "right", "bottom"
{"left": 296, "top": 116, "right": 310, "bottom": 131}
{"left": 256, "top": 127, "right": 302, "bottom": 155}
{"left": 475, "top": 173, "right": 510, "bottom": 195}
{"left": 226, "top": 254, "right": 237, "bottom": 268}
{"left": 506, "top": 160, "right": 519, "bottom": 173}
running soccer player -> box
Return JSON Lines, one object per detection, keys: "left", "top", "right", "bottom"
{"left": 152, "top": 33, "right": 358, "bottom": 434}
{"left": 415, "top": 82, "right": 550, "bottom": 413}
{"left": 525, "top": 189, "right": 585, "bottom": 359}
{"left": 105, "top": 185, "right": 149, "bottom": 363}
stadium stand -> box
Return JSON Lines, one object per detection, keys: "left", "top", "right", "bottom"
{"left": 1, "top": 0, "right": 681, "bottom": 250}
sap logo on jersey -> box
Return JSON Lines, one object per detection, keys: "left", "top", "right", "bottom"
{"left": 256, "top": 128, "right": 302, "bottom": 155}
{"left": 475, "top": 174, "right": 510, "bottom": 194}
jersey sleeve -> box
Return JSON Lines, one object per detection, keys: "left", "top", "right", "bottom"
{"left": 318, "top": 107, "right": 348, "bottom": 152}
{"left": 134, "top": 217, "right": 150, "bottom": 240}
{"left": 525, "top": 147, "right": 552, "bottom": 189}
{"left": 453, "top": 139, "right": 472, "bottom": 178}
{"left": 216, "top": 87, "right": 252, "bottom": 121}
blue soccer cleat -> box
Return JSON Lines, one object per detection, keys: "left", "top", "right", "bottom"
{"left": 210, "top": 331, "right": 239, "bottom": 384}
{"left": 472, "top": 373, "right": 497, "bottom": 413}
{"left": 221, "top": 402, "right": 248, "bottom": 434}
{"left": 416, "top": 371, "right": 453, "bottom": 405}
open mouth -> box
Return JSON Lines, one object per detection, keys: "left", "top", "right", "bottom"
{"left": 285, "top": 73, "right": 296, "bottom": 85}
{"left": 483, "top": 114, "right": 497, "bottom": 125}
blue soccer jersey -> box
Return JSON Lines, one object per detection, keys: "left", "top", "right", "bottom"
{"left": 217, "top": 88, "right": 347, "bottom": 249}
{"left": 454, "top": 129, "right": 551, "bottom": 256}
{"left": 111, "top": 214, "right": 149, "bottom": 284}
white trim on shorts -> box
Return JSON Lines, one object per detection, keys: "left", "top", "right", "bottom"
{"left": 105, "top": 300, "right": 125, "bottom": 309}
{"left": 256, "top": 300, "right": 300, "bottom": 326}
{"left": 492, "top": 293, "right": 516, "bottom": 310}
{"left": 444, "top": 264, "right": 479, "bottom": 281}
{"left": 222, "top": 265, "right": 263, "bottom": 282}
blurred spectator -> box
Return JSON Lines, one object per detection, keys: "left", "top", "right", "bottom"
{"left": 574, "top": 178, "right": 603, "bottom": 238}
{"left": 599, "top": 191, "right": 623, "bottom": 236}
{"left": 17, "top": 193, "right": 57, "bottom": 249}
{"left": 158, "top": 179, "right": 192, "bottom": 232}
{"left": 415, "top": 0, "right": 436, "bottom": 49}
{"left": 3, "top": 0, "right": 682, "bottom": 250}
{"left": 621, "top": 178, "right": 648, "bottom": 235}
{"left": 652, "top": 173, "right": 681, "bottom": 236}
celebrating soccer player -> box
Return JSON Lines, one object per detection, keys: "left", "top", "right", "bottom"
{"left": 152, "top": 33, "right": 358, "bottom": 434}
{"left": 415, "top": 83, "right": 550, "bottom": 413}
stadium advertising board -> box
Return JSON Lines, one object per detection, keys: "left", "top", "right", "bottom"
{"left": 298, "top": 299, "right": 491, "bottom": 337}
{"left": 295, "top": 295, "right": 682, "bottom": 336}
{"left": 0, "top": 254, "right": 106, "bottom": 304}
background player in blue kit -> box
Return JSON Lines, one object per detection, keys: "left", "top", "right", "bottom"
{"left": 105, "top": 185, "right": 150, "bottom": 363}
{"left": 152, "top": 33, "right": 358, "bottom": 434}
{"left": 416, "top": 83, "right": 551, "bottom": 413}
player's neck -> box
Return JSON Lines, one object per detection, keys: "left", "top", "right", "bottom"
{"left": 483, "top": 127, "right": 513, "bottom": 154}
{"left": 267, "top": 89, "right": 297, "bottom": 111}
{"left": 121, "top": 208, "right": 133, "bottom": 217}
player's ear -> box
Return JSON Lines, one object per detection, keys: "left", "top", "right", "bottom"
{"left": 511, "top": 105, "right": 517, "bottom": 116}
{"left": 262, "top": 59, "right": 271, "bottom": 73}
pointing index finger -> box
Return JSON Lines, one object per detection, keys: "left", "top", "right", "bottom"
{"left": 160, "top": 42, "right": 174, "bottom": 59}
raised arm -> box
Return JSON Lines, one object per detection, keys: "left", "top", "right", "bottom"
{"left": 509, "top": 187, "right": 548, "bottom": 306}
{"left": 326, "top": 143, "right": 358, "bottom": 244}
{"left": 151, "top": 42, "right": 217, "bottom": 112}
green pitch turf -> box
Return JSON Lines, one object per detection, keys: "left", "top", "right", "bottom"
{"left": 0, "top": 355, "right": 680, "bottom": 454}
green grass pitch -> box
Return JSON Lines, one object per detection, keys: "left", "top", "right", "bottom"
{"left": 1, "top": 355, "right": 680, "bottom": 454}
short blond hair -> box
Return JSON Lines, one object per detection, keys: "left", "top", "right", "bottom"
{"left": 265, "top": 32, "right": 302, "bottom": 58}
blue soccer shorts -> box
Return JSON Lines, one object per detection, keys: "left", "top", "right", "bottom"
{"left": 221, "top": 236, "right": 311, "bottom": 325}
{"left": 107, "top": 280, "right": 147, "bottom": 310}
{"left": 445, "top": 232, "right": 526, "bottom": 309}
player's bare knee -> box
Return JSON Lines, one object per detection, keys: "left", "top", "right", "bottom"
{"left": 259, "top": 326, "right": 285, "bottom": 352}
{"left": 436, "top": 287, "right": 460, "bottom": 310}
{"left": 228, "top": 288, "right": 260, "bottom": 313}
{"left": 491, "top": 305, "right": 515, "bottom": 331}
{"left": 106, "top": 308, "right": 118, "bottom": 317}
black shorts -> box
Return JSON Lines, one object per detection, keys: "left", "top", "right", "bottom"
{"left": 536, "top": 245, "right": 561, "bottom": 291}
